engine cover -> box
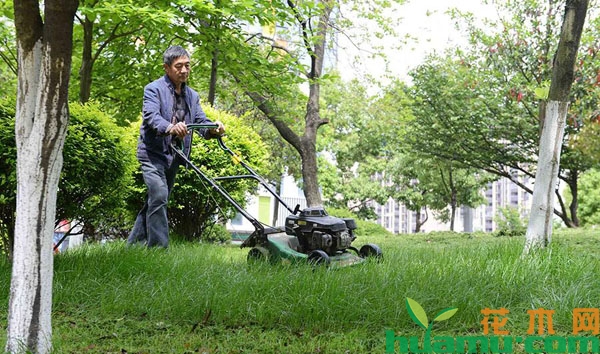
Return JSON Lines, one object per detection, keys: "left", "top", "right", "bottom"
{"left": 285, "top": 207, "right": 357, "bottom": 255}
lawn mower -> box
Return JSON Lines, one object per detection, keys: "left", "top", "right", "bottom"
{"left": 171, "top": 123, "right": 383, "bottom": 267}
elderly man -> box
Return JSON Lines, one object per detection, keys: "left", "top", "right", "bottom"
{"left": 128, "top": 45, "right": 225, "bottom": 248}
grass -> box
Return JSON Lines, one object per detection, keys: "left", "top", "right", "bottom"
{"left": 1, "top": 229, "right": 600, "bottom": 353}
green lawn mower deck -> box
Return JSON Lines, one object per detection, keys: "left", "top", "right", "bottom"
{"left": 248, "top": 233, "right": 382, "bottom": 268}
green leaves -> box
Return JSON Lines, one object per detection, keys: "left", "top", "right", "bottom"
{"left": 534, "top": 81, "right": 550, "bottom": 100}
{"left": 406, "top": 298, "right": 429, "bottom": 329}
{"left": 168, "top": 104, "right": 269, "bottom": 242}
{"left": 433, "top": 307, "right": 459, "bottom": 322}
{"left": 405, "top": 297, "right": 458, "bottom": 330}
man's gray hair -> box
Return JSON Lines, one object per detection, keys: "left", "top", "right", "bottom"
{"left": 163, "top": 45, "right": 190, "bottom": 66}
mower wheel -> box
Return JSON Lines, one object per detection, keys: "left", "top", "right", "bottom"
{"left": 247, "top": 246, "right": 271, "bottom": 264}
{"left": 307, "top": 249, "right": 330, "bottom": 265}
{"left": 359, "top": 243, "right": 383, "bottom": 260}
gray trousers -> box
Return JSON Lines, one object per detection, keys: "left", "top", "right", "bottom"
{"left": 128, "top": 157, "right": 180, "bottom": 248}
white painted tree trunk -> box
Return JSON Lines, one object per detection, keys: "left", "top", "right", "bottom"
{"left": 6, "top": 41, "right": 68, "bottom": 354}
{"left": 523, "top": 101, "right": 568, "bottom": 254}
{"left": 522, "top": 0, "right": 587, "bottom": 255}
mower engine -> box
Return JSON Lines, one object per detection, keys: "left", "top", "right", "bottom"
{"left": 285, "top": 207, "right": 357, "bottom": 256}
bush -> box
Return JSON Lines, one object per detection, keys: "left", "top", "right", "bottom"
{"left": 0, "top": 222, "right": 7, "bottom": 257}
{"left": 0, "top": 100, "right": 138, "bottom": 255}
{"left": 202, "top": 224, "right": 231, "bottom": 243}
{"left": 578, "top": 169, "right": 600, "bottom": 226}
{"left": 171, "top": 223, "right": 231, "bottom": 244}
{"left": 58, "top": 103, "right": 138, "bottom": 241}
{"left": 493, "top": 206, "right": 526, "bottom": 237}
{"left": 0, "top": 98, "right": 16, "bottom": 254}
{"left": 355, "top": 219, "right": 394, "bottom": 237}
{"left": 326, "top": 207, "right": 394, "bottom": 237}
{"left": 164, "top": 106, "right": 269, "bottom": 242}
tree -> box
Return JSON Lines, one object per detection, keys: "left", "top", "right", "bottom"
{"left": 524, "top": 0, "right": 589, "bottom": 253}
{"left": 159, "top": 0, "right": 328, "bottom": 207}
{"left": 318, "top": 75, "right": 493, "bottom": 231}
{"left": 7, "top": 0, "right": 78, "bottom": 353}
{"left": 232, "top": 0, "right": 336, "bottom": 207}
{"left": 407, "top": 56, "right": 541, "bottom": 212}
{"left": 318, "top": 77, "right": 396, "bottom": 217}
{"left": 163, "top": 0, "right": 301, "bottom": 195}
{"left": 406, "top": 0, "right": 600, "bottom": 228}
{"left": 73, "top": 0, "right": 175, "bottom": 104}
{"left": 374, "top": 80, "right": 494, "bottom": 231}
{"left": 392, "top": 0, "right": 600, "bottom": 230}
{"left": 386, "top": 153, "right": 493, "bottom": 232}
{"left": 173, "top": 0, "right": 400, "bottom": 207}
{"left": 1, "top": 0, "right": 403, "bottom": 212}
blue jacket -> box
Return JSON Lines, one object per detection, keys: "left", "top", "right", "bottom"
{"left": 137, "top": 75, "right": 214, "bottom": 166}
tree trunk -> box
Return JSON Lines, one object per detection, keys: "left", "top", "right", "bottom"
{"left": 524, "top": 0, "right": 588, "bottom": 254}
{"left": 78, "top": 16, "right": 93, "bottom": 103}
{"left": 525, "top": 101, "right": 568, "bottom": 250}
{"left": 449, "top": 202, "right": 456, "bottom": 232}
{"left": 271, "top": 178, "right": 282, "bottom": 226}
{"left": 7, "top": 0, "right": 78, "bottom": 353}
{"left": 414, "top": 209, "right": 422, "bottom": 233}
{"left": 208, "top": 49, "right": 218, "bottom": 106}
{"left": 413, "top": 192, "right": 428, "bottom": 233}
{"left": 245, "top": 0, "right": 333, "bottom": 207}
{"left": 300, "top": 118, "right": 322, "bottom": 206}
{"left": 295, "top": 0, "right": 333, "bottom": 207}
{"left": 567, "top": 169, "right": 579, "bottom": 226}
{"left": 449, "top": 168, "right": 456, "bottom": 232}
{"left": 77, "top": 13, "right": 140, "bottom": 105}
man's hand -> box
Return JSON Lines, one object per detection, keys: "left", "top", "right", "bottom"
{"left": 210, "top": 121, "right": 225, "bottom": 136}
{"left": 169, "top": 122, "right": 188, "bottom": 138}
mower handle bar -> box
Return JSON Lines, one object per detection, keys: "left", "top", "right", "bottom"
{"left": 185, "top": 123, "right": 299, "bottom": 216}
{"left": 187, "top": 123, "right": 219, "bottom": 131}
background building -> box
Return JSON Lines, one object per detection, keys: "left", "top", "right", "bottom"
{"left": 372, "top": 173, "right": 534, "bottom": 233}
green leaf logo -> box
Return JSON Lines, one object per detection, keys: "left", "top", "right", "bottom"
{"left": 433, "top": 307, "right": 458, "bottom": 322}
{"left": 406, "top": 298, "right": 429, "bottom": 329}
{"left": 406, "top": 298, "right": 459, "bottom": 333}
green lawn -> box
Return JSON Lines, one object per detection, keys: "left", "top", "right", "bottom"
{"left": 2, "top": 229, "right": 600, "bottom": 353}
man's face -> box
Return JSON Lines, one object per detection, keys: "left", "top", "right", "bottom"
{"left": 164, "top": 56, "right": 191, "bottom": 87}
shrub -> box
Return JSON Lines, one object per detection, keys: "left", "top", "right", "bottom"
{"left": 164, "top": 106, "right": 269, "bottom": 242}
{"left": 0, "top": 100, "right": 138, "bottom": 255}
{"left": 0, "top": 99, "right": 16, "bottom": 255}
{"left": 202, "top": 224, "right": 231, "bottom": 244}
{"left": 493, "top": 206, "right": 526, "bottom": 237}
{"left": 577, "top": 169, "right": 600, "bottom": 226}
{"left": 58, "top": 103, "right": 138, "bottom": 241}
{"left": 326, "top": 207, "right": 394, "bottom": 237}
